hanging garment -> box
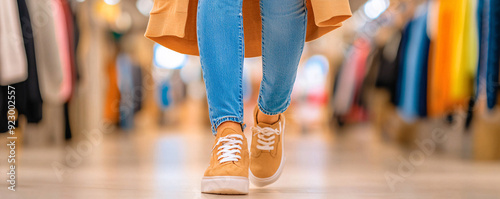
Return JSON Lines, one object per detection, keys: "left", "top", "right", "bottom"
{"left": 116, "top": 53, "right": 135, "bottom": 129}
{"left": 61, "top": 0, "right": 78, "bottom": 140}
{"left": 333, "top": 47, "right": 357, "bottom": 115}
{"left": 132, "top": 66, "right": 143, "bottom": 114}
{"left": 152, "top": 65, "right": 174, "bottom": 110}
{"left": 464, "top": 0, "right": 485, "bottom": 129}
{"left": 397, "top": 6, "right": 430, "bottom": 122}
{"left": 485, "top": 0, "right": 500, "bottom": 109}
{"left": 103, "top": 56, "right": 121, "bottom": 124}
{"left": 428, "top": 0, "right": 477, "bottom": 116}
{"left": 427, "top": 0, "right": 454, "bottom": 116}
{"left": 26, "top": 0, "right": 64, "bottom": 103}
{"left": 61, "top": 0, "right": 77, "bottom": 83}
{"left": 52, "top": 0, "right": 73, "bottom": 102}
{"left": 16, "top": 0, "right": 43, "bottom": 123}
{"left": 394, "top": 23, "right": 411, "bottom": 108}
{"left": 60, "top": 0, "right": 78, "bottom": 102}
{"left": 70, "top": 1, "right": 81, "bottom": 84}
{"left": 374, "top": 30, "right": 403, "bottom": 106}
{"left": 476, "top": 0, "right": 487, "bottom": 97}
{"left": 333, "top": 37, "right": 371, "bottom": 116}
{"left": 157, "top": 80, "right": 170, "bottom": 109}
{"left": 0, "top": 0, "right": 28, "bottom": 85}
{"left": 453, "top": 0, "right": 478, "bottom": 105}
{"left": 0, "top": 0, "right": 43, "bottom": 133}
{"left": 64, "top": 102, "right": 72, "bottom": 139}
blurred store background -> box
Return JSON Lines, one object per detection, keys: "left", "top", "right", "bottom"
{"left": 1, "top": 0, "right": 500, "bottom": 197}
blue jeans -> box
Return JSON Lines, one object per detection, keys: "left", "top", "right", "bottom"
{"left": 197, "top": 0, "right": 307, "bottom": 135}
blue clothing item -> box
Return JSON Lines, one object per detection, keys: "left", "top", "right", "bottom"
{"left": 197, "top": 0, "right": 307, "bottom": 134}
{"left": 394, "top": 21, "right": 411, "bottom": 113}
{"left": 486, "top": 0, "right": 500, "bottom": 109}
{"left": 475, "top": 0, "right": 486, "bottom": 98}
{"left": 398, "top": 7, "right": 430, "bottom": 122}
{"left": 158, "top": 80, "right": 170, "bottom": 109}
{"left": 116, "top": 54, "right": 135, "bottom": 130}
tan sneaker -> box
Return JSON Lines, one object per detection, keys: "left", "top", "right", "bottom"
{"left": 201, "top": 127, "right": 249, "bottom": 194}
{"left": 249, "top": 106, "right": 285, "bottom": 187}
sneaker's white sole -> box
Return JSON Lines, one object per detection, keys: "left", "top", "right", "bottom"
{"left": 201, "top": 176, "right": 249, "bottom": 195}
{"left": 250, "top": 127, "right": 286, "bottom": 187}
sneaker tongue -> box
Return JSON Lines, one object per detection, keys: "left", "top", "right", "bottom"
{"left": 217, "top": 128, "right": 241, "bottom": 137}
{"left": 257, "top": 120, "right": 279, "bottom": 129}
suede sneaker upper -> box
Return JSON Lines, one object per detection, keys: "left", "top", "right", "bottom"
{"left": 250, "top": 106, "right": 285, "bottom": 183}
{"left": 204, "top": 127, "right": 249, "bottom": 178}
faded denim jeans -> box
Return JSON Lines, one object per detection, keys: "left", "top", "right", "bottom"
{"left": 197, "top": 0, "right": 307, "bottom": 135}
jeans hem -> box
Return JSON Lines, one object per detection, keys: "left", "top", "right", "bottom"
{"left": 211, "top": 116, "right": 245, "bottom": 136}
{"left": 257, "top": 99, "right": 291, "bottom": 116}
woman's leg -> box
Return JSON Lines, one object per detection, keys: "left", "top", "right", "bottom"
{"left": 198, "top": 0, "right": 250, "bottom": 194}
{"left": 257, "top": 0, "right": 307, "bottom": 116}
{"left": 248, "top": 0, "right": 307, "bottom": 187}
{"left": 197, "top": 0, "right": 245, "bottom": 135}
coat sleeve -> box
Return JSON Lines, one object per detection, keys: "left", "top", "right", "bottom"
{"left": 310, "top": 0, "right": 351, "bottom": 27}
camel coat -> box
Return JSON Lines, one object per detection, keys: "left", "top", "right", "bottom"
{"left": 145, "top": 0, "right": 352, "bottom": 57}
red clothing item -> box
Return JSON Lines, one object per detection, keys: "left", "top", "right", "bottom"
{"left": 52, "top": 0, "right": 73, "bottom": 102}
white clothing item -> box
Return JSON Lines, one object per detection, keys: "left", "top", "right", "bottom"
{"left": 0, "top": 0, "right": 28, "bottom": 85}
{"left": 26, "top": 0, "right": 64, "bottom": 103}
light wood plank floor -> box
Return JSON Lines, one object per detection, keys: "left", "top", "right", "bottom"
{"left": 1, "top": 125, "right": 499, "bottom": 199}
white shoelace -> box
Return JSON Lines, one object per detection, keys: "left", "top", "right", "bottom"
{"left": 252, "top": 121, "right": 282, "bottom": 150}
{"left": 214, "top": 134, "right": 243, "bottom": 164}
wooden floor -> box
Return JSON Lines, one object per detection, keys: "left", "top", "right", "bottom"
{"left": 1, "top": 124, "right": 500, "bottom": 199}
